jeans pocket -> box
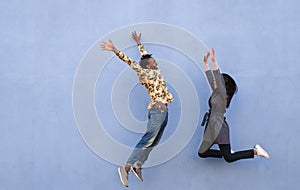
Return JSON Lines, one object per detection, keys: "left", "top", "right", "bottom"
{"left": 149, "top": 109, "right": 167, "bottom": 126}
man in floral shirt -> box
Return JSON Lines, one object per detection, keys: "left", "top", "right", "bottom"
{"left": 101, "top": 31, "right": 174, "bottom": 187}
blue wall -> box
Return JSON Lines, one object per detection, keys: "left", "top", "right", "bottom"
{"left": 1, "top": 0, "right": 299, "bottom": 189}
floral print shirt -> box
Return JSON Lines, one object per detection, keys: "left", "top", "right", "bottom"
{"left": 116, "top": 44, "right": 174, "bottom": 109}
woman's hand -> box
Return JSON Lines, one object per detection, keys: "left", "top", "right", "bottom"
{"left": 204, "top": 51, "right": 210, "bottom": 63}
{"left": 210, "top": 48, "right": 216, "bottom": 63}
{"left": 210, "top": 48, "right": 219, "bottom": 70}
{"left": 203, "top": 51, "right": 210, "bottom": 71}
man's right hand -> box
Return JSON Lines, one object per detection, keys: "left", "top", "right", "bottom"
{"left": 100, "top": 40, "right": 119, "bottom": 54}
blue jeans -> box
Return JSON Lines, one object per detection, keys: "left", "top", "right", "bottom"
{"left": 127, "top": 106, "right": 168, "bottom": 166}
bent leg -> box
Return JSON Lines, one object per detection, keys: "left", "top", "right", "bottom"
{"left": 198, "top": 145, "right": 222, "bottom": 158}
{"left": 219, "top": 144, "right": 254, "bottom": 163}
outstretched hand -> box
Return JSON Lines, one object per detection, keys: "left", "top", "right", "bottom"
{"left": 131, "top": 31, "right": 142, "bottom": 44}
{"left": 100, "top": 40, "right": 115, "bottom": 51}
{"left": 203, "top": 51, "right": 210, "bottom": 63}
{"left": 203, "top": 48, "right": 217, "bottom": 71}
{"left": 210, "top": 48, "right": 216, "bottom": 62}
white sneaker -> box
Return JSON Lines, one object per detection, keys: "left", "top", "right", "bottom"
{"left": 254, "top": 144, "right": 270, "bottom": 159}
{"left": 118, "top": 167, "right": 129, "bottom": 187}
{"left": 131, "top": 167, "right": 143, "bottom": 182}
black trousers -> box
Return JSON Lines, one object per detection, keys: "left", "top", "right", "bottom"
{"left": 198, "top": 144, "right": 254, "bottom": 163}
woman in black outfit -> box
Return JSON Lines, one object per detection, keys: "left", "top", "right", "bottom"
{"left": 198, "top": 48, "right": 269, "bottom": 163}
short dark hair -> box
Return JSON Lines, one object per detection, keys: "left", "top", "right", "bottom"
{"left": 222, "top": 73, "right": 238, "bottom": 108}
{"left": 139, "top": 54, "right": 152, "bottom": 68}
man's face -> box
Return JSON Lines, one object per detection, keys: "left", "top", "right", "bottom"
{"left": 146, "top": 58, "right": 158, "bottom": 70}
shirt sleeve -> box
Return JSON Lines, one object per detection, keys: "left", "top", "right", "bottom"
{"left": 116, "top": 50, "right": 143, "bottom": 75}
{"left": 138, "top": 44, "right": 148, "bottom": 56}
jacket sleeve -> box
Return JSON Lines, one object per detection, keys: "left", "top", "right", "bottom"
{"left": 213, "top": 69, "right": 226, "bottom": 97}
{"left": 205, "top": 70, "right": 214, "bottom": 90}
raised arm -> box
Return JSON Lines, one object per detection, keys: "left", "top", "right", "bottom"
{"left": 210, "top": 48, "right": 219, "bottom": 71}
{"left": 204, "top": 51, "right": 211, "bottom": 71}
{"left": 203, "top": 49, "right": 225, "bottom": 95}
{"left": 131, "top": 31, "right": 148, "bottom": 56}
{"left": 100, "top": 40, "right": 143, "bottom": 73}
{"left": 203, "top": 51, "right": 215, "bottom": 89}
{"left": 100, "top": 40, "right": 119, "bottom": 54}
{"left": 101, "top": 40, "right": 135, "bottom": 65}
{"left": 210, "top": 48, "right": 226, "bottom": 97}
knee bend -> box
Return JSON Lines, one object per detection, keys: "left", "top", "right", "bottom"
{"left": 223, "top": 155, "right": 234, "bottom": 163}
{"left": 198, "top": 152, "right": 207, "bottom": 158}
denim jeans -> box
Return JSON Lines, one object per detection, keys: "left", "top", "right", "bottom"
{"left": 127, "top": 106, "right": 168, "bottom": 166}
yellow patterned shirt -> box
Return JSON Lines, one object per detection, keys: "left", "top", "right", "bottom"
{"left": 116, "top": 44, "right": 174, "bottom": 109}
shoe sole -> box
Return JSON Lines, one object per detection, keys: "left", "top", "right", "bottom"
{"left": 259, "top": 150, "right": 270, "bottom": 159}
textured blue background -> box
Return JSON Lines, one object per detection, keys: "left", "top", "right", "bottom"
{"left": 1, "top": 0, "right": 299, "bottom": 189}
